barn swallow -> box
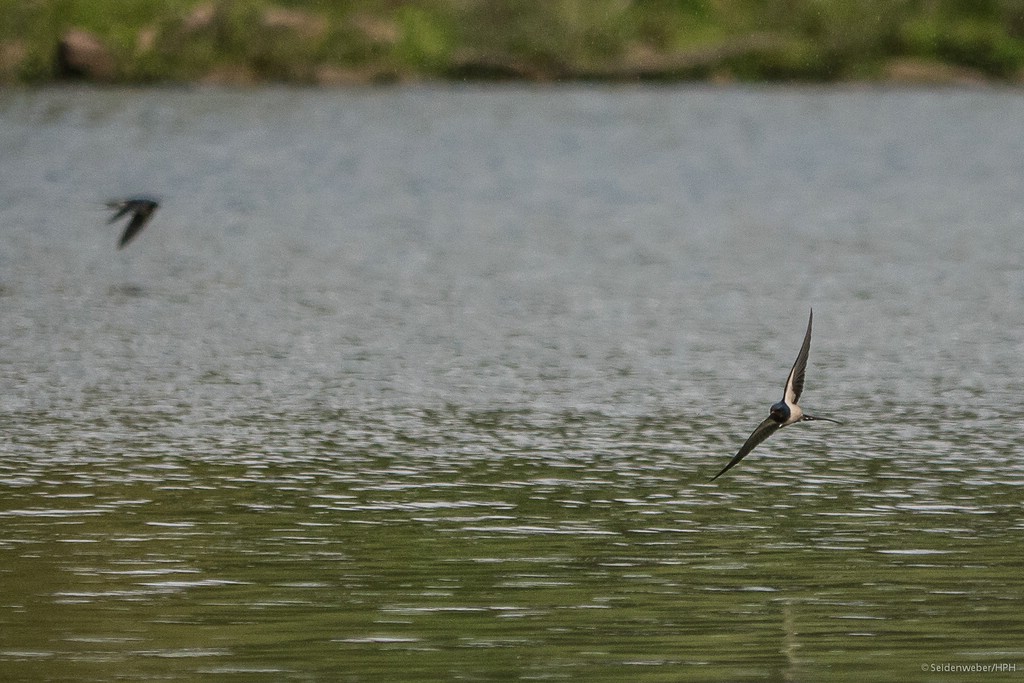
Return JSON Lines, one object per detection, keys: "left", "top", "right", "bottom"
{"left": 712, "top": 309, "right": 839, "bottom": 480}
{"left": 106, "top": 197, "right": 159, "bottom": 249}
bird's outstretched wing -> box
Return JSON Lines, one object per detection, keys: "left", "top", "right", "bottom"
{"left": 118, "top": 207, "right": 154, "bottom": 248}
{"left": 784, "top": 309, "right": 813, "bottom": 405}
{"left": 712, "top": 417, "right": 781, "bottom": 480}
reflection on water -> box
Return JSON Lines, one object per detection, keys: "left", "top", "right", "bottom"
{"left": 1, "top": 86, "right": 1024, "bottom": 681}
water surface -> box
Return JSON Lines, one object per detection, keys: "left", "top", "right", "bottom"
{"left": 1, "top": 85, "right": 1023, "bottom": 681}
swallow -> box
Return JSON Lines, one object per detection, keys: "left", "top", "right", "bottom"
{"left": 712, "top": 309, "right": 840, "bottom": 480}
{"left": 105, "top": 197, "right": 159, "bottom": 249}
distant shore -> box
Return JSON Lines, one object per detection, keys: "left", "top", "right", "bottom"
{"left": 2, "top": 1, "right": 1023, "bottom": 86}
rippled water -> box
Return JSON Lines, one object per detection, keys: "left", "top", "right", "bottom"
{"left": 1, "top": 85, "right": 1023, "bottom": 681}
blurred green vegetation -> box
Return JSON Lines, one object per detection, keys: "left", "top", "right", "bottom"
{"left": 1, "top": 0, "right": 1024, "bottom": 84}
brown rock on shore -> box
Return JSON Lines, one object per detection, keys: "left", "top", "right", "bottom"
{"left": 882, "top": 58, "right": 991, "bottom": 86}
{"left": 56, "top": 29, "right": 116, "bottom": 80}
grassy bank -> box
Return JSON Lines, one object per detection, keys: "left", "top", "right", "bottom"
{"left": 2, "top": 0, "right": 1024, "bottom": 85}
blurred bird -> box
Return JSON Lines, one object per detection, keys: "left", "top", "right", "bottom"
{"left": 712, "top": 309, "right": 840, "bottom": 480}
{"left": 105, "top": 197, "right": 159, "bottom": 249}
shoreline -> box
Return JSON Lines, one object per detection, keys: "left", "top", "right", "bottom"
{"left": 1, "top": 67, "right": 1011, "bottom": 90}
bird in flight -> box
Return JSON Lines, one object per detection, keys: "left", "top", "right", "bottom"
{"left": 105, "top": 197, "right": 159, "bottom": 249}
{"left": 712, "top": 309, "right": 839, "bottom": 480}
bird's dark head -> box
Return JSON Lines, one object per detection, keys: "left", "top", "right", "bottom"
{"left": 769, "top": 400, "right": 790, "bottom": 423}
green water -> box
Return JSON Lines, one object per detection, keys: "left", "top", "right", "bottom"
{"left": 2, "top": 407, "right": 1021, "bottom": 681}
